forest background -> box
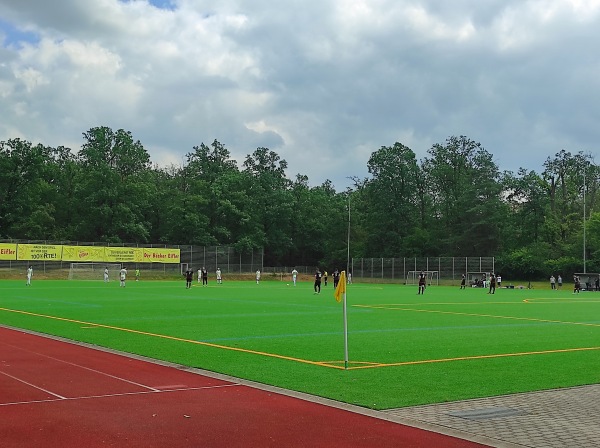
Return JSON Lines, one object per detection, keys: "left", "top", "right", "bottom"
{"left": 1, "top": 126, "right": 599, "bottom": 280}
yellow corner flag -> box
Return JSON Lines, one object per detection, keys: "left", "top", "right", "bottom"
{"left": 334, "top": 271, "right": 347, "bottom": 303}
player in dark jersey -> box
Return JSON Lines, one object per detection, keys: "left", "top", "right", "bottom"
{"left": 488, "top": 273, "right": 496, "bottom": 294}
{"left": 184, "top": 268, "right": 194, "bottom": 289}
{"left": 573, "top": 275, "right": 581, "bottom": 294}
{"left": 333, "top": 269, "right": 340, "bottom": 288}
{"left": 460, "top": 274, "right": 466, "bottom": 289}
{"left": 314, "top": 268, "right": 322, "bottom": 294}
{"left": 417, "top": 271, "right": 426, "bottom": 295}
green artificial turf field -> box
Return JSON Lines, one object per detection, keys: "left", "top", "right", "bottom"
{"left": 1, "top": 278, "right": 599, "bottom": 409}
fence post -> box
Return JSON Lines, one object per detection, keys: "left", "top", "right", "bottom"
{"left": 452, "top": 257, "right": 455, "bottom": 281}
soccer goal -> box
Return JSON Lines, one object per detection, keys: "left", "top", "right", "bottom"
{"left": 180, "top": 263, "right": 188, "bottom": 276}
{"left": 68, "top": 262, "right": 122, "bottom": 281}
{"left": 406, "top": 270, "right": 439, "bottom": 286}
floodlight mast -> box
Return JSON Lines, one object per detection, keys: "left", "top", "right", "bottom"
{"left": 344, "top": 192, "right": 350, "bottom": 370}
{"left": 583, "top": 170, "right": 586, "bottom": 274}
{"left": 347, "top": 193, "right": 351, "bottom": 277}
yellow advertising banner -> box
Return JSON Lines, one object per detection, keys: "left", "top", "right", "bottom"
{"left": 142, "top": 248, "right": 181, "bottom": 264}
{"left": 0, "top": 243, "right": 17, "bottom": 260}
{"left": 17, "top": 244, "right": 63, "bottom": 261}
{"left": 10, "top": 244, "right": 179, "bottom": 264}
{"left": 62, "top": 245, "right": 107, "bottom": 262}
{"left": 104, "top": 247, "right": 144, "bottom": 263}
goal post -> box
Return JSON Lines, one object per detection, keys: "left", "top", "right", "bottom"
{"left": 406, "top": 270, "right": 439, "bottom": 286}
{"left": 68, "top": 262, "right": 122, "bottom": 281}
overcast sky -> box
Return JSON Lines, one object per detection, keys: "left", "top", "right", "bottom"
{"left": 1, "top": 0, "right": 599, "bottom": 190}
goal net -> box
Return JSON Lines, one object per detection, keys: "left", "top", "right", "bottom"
{"left": 406, "top": 270, "right": 439, "bottom": 286}
{"left": 68, "top": 262, "right": 122, "bottom": 281}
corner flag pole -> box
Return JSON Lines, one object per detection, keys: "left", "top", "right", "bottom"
{"left": 343, "top": 289, "right": 348, "bottom": 370}
{"left": 333, "top": 194, "right": 351, "bottom": 370}
{"left": 334, "top": 270, "right": 348, "bottom": 368}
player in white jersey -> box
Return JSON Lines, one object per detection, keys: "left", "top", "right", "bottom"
{"left": 26, "top": 266, "right": 33, "bottom": 286}
{"left": 291, "top": 268, "right": 298, "bottom": 286}
{"left": 119, "top": 267, "right": 127, "bottom": 287}
{"left": 104, "top": 267, "right": 109, "bottom": 283}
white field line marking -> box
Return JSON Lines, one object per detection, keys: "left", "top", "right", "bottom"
{"left": 3, "top": 343, "right": 161, "bottom": 392}
{"left": 0, "top": 370, "right": 66, "bottom": 399}
{"left": 0, "top": 383, "right": 241, "bottom": 407}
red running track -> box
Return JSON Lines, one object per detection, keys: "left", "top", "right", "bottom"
{"left": 0, "top": 326, "right": 488, "bottom": 447}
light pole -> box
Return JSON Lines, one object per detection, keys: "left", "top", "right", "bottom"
{"left": 583, "top": 169, "right": 586, "bottom": 274}
{"left": 347, "top": 194, "right": 351, "bottom": 275}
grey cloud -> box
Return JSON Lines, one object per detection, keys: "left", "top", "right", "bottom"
{"left": 0, "top": 0, "right": 599, "bottom": 190}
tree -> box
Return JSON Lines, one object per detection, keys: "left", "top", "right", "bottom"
{"left": 502, "top": 168, "right": 549, "bottom": 251}
{"left": 243, "top": 147, "right": 293, "bottom": 265}
{"left": 362, "top": 143, "right": 422, "bottom": 256}
{"left": 152, "top": 164, "right": 213, "bottom": 245}
{"left": 586, "top": 212, "right": 600, "bottom": 271}
{"left": 422, "top": 136, "right": 505, "bottom": 255}
{"left": 74, "top": 127, "right": 153, "bottom": 242}
{"left": 0, "top": 139, "right": 53, "bottom": 239}
{"left": 184, "top": 140, "right": 252, "bottom": 245}
{"left": 542, "top": 150, "right": 590, "bottom": 244}
{"left": 288, "top": 174, "right": 316, "bottom": 264}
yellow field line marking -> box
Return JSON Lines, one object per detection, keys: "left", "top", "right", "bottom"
{"left": 344, "top": 346, "right": 600, "bottom": 370}
{"left": 5, "top": 306, "right": 599, "bottom": 371}
{"left": 353, "top": 304, "right": 600, "bottom": 328}
{"left": 0, "top": 307, "right": 345, "bottom": 370}
{"left": 523, "top": 298, "right": 600, "bottom": 304}
{"left": 322, "top": 361, "right": 382, "bottom": 366}
{"left": 369, "top": 301, "right": 519, "bottom": 306}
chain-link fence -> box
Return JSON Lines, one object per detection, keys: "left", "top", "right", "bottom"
{"left": 351, "top": 257, "right": 496, "bottom": 284}
{"left": 0, "top": 240, "right": 263, "bottom": 278}
{"left": 262, "top": 266, "right": 315, "bottom": 275}
{"left": 182, "top": 245, "right": 263, "bottom": 274}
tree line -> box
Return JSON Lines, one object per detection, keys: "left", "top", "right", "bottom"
{"left": 1, "top": 127, "right": 598, "bottom": 279}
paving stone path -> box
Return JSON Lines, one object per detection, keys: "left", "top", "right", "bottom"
{"left": 384, "top": 384, "right": 600, "bottom": 447}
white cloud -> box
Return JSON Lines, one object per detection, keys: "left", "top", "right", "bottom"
{"left": 0, "top": 0, "right": 599, "bottom": 190}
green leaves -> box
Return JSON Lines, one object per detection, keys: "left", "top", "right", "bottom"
{"left": 0, "top": 139, "right": 54, "bottom": 238}
{"left": 1, "top": 129, "right": 599, "bottom": 276}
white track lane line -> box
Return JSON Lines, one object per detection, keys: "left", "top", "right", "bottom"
{"left": 0, "top": 370, "right": 66, "bottom": 399}
{"left": 0, "top": 383, "right": 241, "bottom": 407}
{"left": 3, "top": 343, "right": 163, "bottom": 391}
